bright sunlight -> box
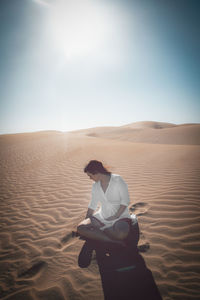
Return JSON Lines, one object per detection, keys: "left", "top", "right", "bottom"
{"left": 46, "top": 0, "right": 112, "bottom": 60}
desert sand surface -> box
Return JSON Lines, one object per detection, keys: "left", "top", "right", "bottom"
{"left": 0, "top": 121, "right": 200, "bottom": 300}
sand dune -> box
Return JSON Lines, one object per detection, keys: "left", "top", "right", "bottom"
{"left": 0, "top": 121, "right": 200, "bottom": 300}
{"left": 121, "top": 121, "right": 176, "bottom": 129}
{"left": 72, "top": 121, "right": 200, "bottom": 145}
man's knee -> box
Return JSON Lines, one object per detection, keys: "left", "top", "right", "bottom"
{"left": 114, "top": 221, "right": 129, "bottom": 240}
{"left": 117, "top": 230, "right": 129, "bottom": 240}
{"left": 77, "top": 224, "right": 85, "bottom": 235}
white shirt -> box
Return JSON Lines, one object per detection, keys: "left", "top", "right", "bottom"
{"left": 88, "top": 173, "right": 131, "bottom": 229}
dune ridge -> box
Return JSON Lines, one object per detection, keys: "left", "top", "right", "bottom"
{"left": 70, "top": 121, "right": 200, "bottom": 145}
{"left": 0, "top": 121, "right": 200, "bottom": 300}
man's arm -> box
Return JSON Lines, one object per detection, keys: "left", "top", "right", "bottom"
{"left": 115, "top": 204, "right": 127, "bottom": 218}
{"left": 85, "top": 208, "right": 95, "bottom": 219}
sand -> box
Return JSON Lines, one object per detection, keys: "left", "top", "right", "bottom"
{"left": 0, "top": 121, "right": 200, "bottom": 300}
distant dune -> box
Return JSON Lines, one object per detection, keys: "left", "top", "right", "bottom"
{"left": 0, "top": 121, "right": 200, "bottom": 300}
{"left": 121, "top": 121, "right": 176, "bottom": 129}
{"left": 70, "top": 121, "right": 200, "bottom": 145}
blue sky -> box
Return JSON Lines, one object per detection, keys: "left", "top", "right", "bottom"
{"left": 0, "top": 0, "right": 199, "bottom": 134}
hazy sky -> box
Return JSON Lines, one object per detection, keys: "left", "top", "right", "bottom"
{"left": 0, "top": 0, "right": 199, "bottom": 134}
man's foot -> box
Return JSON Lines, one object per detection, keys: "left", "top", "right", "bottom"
{"left": 78, "top": 241, "right": 94, "bottom": 268}
{"left": 72, "top": 231, "right": 80, "bottom": 237}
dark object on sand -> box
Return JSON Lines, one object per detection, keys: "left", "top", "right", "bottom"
{"left": 95, "top": 244, "right": 162, "bottom": 300}
{"left": 78, "top": 216, "right": 162, "bottom": 300}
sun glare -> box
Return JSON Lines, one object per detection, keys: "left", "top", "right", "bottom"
{"left": 47, "top": 0, "right": 111, "bottom": 60}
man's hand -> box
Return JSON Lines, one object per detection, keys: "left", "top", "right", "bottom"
{"left": 105, "top": 215, "right": 117, "bottom": 221}
{"left": 85, "top": 208, "right": 95, "bottom": 219}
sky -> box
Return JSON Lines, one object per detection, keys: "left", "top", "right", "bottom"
{"left": 0, "top": 0, "right": 199, "bottom": 134}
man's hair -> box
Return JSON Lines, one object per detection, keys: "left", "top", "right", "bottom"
{"left": 84, "top": 160, "right": 111, "bottom": 175}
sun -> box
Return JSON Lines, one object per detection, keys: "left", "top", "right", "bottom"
{"left": 47, "top": 0, "right": 110, "bottom": 60}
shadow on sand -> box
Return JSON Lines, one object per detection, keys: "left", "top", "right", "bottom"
{"left": 78, "top": 219, "right": 162, "bottom": 300}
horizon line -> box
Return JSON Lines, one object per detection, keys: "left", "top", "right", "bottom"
{"left": 1, "top": 120, "right": 200, "bottom": 136}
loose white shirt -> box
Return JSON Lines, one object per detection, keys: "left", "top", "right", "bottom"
{"left": 88, "top": 173, "right": 131, "bottom": 229}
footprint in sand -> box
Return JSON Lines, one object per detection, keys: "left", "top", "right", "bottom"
{"left": 18, "top": 261, "right": 46, "bottom": 278}
{"left": 130, "top": 202, "right": 147, "bottom": 210}
{"left": 130, "top": 202, "right": 149, "bottom": 216}
{"left": 60, "top": 232, "right": 73, "bottom": 244}
{"left": 138, "top": 242, "right": 150, "bottom": 253}
{"left": 58, "top": 231, "right": 77, "bottom": 249}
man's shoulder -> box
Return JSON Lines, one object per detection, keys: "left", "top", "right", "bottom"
{"left": 112, "top": 173, "right": 122, "bottom": 181}
{"left": 112, "top": 174, "right": 127, "bottom": 185}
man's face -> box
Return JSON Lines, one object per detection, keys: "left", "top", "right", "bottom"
{"left": 87, "top": 172, "right": 100, "bottom": 182}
